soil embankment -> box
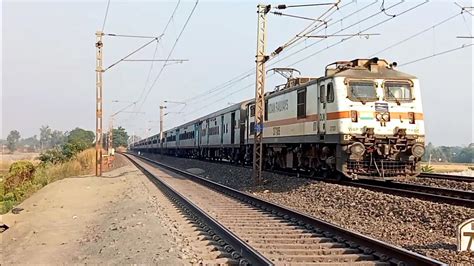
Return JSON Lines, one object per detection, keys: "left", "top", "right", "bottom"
{"left": 1, "top": 155, "right": 202, "bottom": 264}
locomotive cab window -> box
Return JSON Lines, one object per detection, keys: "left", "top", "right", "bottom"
{"left": 297, "top": 88, "right": 306, "bottom": 118}
{"left": 327, "top": 82, "right": 334, "bottom": 103}
{"left": 348, "top": 81, "right": 377, "bottom": 103}
{"left": 384, "top": 81, "right": 413, "bottom": 102}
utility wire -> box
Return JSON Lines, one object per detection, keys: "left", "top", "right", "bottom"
{"left": 269, "top": 0, "right": 400, "bottom": 67}
{"left": 286, "top": 1, "right": 426, "bottom": 68}
{"left": 398, "top": 44, "right": 473, "bottom": 67}
{"left": 105, "top": 37, "right": 160, "bottom": 71}
{"left": 181, "top": 0, "right": 386, "bottom": 114}
{"left": 101, "top": 0, "right": 111, "bottom": 32}
{"left": 136, "top": 0, "right": 199, "bottom": 111}
{"left": 270, "top": 1, "right": 340, "bottom": 57}
{"left": 380, "top": 0, "right": 396, "bottom": 17}
{"left": 184, "top": 0, "right": 423, "bottom": 117}
{"left": 181, "top": 0, "right": 357, "bottom": 105}
{"left": 369, "top": 12, "right": 462, "bottom": 57}
{"left": 135, "top": 0, "right": 182, "bottom": 105}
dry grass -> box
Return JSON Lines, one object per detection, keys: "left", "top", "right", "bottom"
{"left": 1, "top": 152, "right": 40, "bottom": 175}
{"left": 421, "top": 162, "right": 474, "bottom": 173}
{"left": 1, "top": 149, "right": 96, "bottom": 213}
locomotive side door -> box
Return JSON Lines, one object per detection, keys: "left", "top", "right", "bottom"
{"left": 231, "top": 112, "right": 236, "bottom": 144}
{"left": 318, "top": 82, "right": 327, "bottom": 135}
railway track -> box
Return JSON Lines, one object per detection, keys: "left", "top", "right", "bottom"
{"left": 342, "top": 180, "right": 474, "bottom": 207}
{"left": 138, "top": 153, "right": 473, "bottom": 207}
{"left": 419, "top": 172, "right": 474, "bottom": 183}
{"left": 123, "top": 153, "right": 444, "bottom": 265}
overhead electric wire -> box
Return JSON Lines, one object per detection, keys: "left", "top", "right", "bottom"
{"left": 270, "top": 0, "right": 341, "bottom": 57}
{"left": 398, "top": 44, "right": 473, "bottom": 67}
{"left": 105, "top": 37, "right": 160, "bottom": 71}
{"left": 268, "top": 0, "right": 399, "bottom": 67}
{"left": 101, "top": 0, "right": 112, "bottom": 31}
{"left": 135, "top": 0, "right": 182, "bottom": 105}
{"left": 181, "top": 0, "right": 392, "bottom": 115}
{"left": 183, "top": 0, "right": 424, "bottom": 118}
{"left": 181, "top": 0, "right": 357, "bottom": 105}
{"left": 136, "top": 0, "right": 199, "bottom": 111}
{"left": 286, "top": 0, "right": 428, "bottom": 68}
{"left": 369, "top": 12, "right": 462, "bottom": 57}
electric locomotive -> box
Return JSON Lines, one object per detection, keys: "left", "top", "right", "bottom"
{"left": 132, "top": 58, "right": 426, "bottom": 181}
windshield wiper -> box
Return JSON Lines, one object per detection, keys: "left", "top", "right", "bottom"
{"left": 387, "top": 89, "right": 401, "bottom": 105}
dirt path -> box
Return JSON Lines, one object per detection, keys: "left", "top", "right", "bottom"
{"left": 1, "top": 155, "right": 216, "bottom": 264}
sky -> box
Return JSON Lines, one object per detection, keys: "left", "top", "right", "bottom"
{"left": 2, "top": 0, "right": 473, "bottom": 146}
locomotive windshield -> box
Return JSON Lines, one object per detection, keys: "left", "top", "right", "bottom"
{"left": 348, "top": 81, "right": 377, "bottom": 103}
{"left": 384, "top": 82, "right": 412, "bottom": 102}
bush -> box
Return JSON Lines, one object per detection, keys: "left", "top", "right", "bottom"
{"left": 421, "top": 164, "right": 434, "bottom": 173}
{"left": 4, "top": 161, "right": 36, "bottom": 192}
{"left": 39, "top": 148, "right": 67, "bottom": 164}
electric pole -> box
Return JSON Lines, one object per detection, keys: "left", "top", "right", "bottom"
{"left": 253, "top": 4, "right": 270, "bottom": 185}
{"left": 95, "top": 31, "right": 104, "bottom": 176}
{"left": 108, "top": 116, "right": 114, "bottom": 155}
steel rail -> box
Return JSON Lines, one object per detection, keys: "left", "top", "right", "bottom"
{"left": 343, "top": 180, "right": 474, "bottom": 207}
{"left": 419, "top": 173, "right": 474, "bottom": 183}
{"left": 125, "top": 152, "right": 445, "bottom": 266}
{"left": 122, "top": 153, "right": 271, "bottom": 265}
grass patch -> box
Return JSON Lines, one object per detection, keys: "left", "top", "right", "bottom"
{"left": 0, "top": 149, "right": 95, "bottom": 214}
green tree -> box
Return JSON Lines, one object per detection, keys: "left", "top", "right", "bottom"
{"left": 19, "top": 135, "right": 40, "bottom": 152}
{"left": 67, "top": 128, "right": 95, "bottom": 151}
{"left": 50, "top": 130, "right": 66, "bottom": 148}
{"left": 453, "top": 146, "right": 474, "bottom": 163}
{"left": 40, "top": 125, "right": 52, "bottom": 150}
{"left": 112, "top": 126, "right": 129, "bottom": 148}
{"left": 6, "top": 130, "right": 21, "bottom": 153}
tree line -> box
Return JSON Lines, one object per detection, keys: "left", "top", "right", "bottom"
{"left": 423, "top": 143, "right": 473, "bottom": 163}
{"left": 2, "top": 125, "right": 131, "bottom": 154}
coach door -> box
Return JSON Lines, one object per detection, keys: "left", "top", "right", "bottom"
{"left": 318, "top": 82, "right": 327, "bottom": 136}
{"left": 194, "top": 122, "right": 199, "bottom": 148}
{"left": 231, "top": 112, "right": 236, "bottom": 144}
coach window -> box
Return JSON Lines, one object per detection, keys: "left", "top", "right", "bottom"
{"left": 327, "top": 82, "right": 334, "bottom": 103}
{"left": 250, "top": 122, "right": 255, "bottom": 134}
{"left": 250, "top": 105, "right": 255, "bottom": 117}
{"left": 319, "top": 85, "right": 325, "bottom": 103}
{"left": 297, "top": 88, "right": 306, "bottom": 118}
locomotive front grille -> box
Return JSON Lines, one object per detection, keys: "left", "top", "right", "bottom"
{"left": 347, "top": 159, "right": 416, "bottom": 177}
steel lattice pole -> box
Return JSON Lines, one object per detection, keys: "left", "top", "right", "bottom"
{"left": 253, "top": 4, "right": 269, "bottom": 185}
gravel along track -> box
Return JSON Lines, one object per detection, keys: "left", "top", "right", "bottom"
{"left": 142, "top": 153, "right": 474, "bottom": 265}
{"left": 345, "top": 180, "right": 474, "bottom": 207}
{"left": 397, "top": 176, "right": 473, "bottom": 192}
{"left": 127, "top": 154, "right": 444, "bottom": 265}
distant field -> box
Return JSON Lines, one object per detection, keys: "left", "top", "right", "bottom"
{"left": 0, "top": 152, "right": 40, "bottom": 174}
{"left": 421, "top": 162, "right": 473, "bottom": 173}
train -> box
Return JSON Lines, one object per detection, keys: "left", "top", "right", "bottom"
{"left": 131, "top": 58, "right": 426, "bottom": 181}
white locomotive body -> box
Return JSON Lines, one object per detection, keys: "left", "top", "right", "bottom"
{"left": 132, "top": 58, "right": 426, "bottom": 180}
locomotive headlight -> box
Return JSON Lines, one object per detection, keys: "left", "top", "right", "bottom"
{"left": 411, "top": 143, "right": 425, "bottom": 158}
{"left": 351, "top": 110, "right": 358, "bottom": 122}
{"left": 408, "top": 112, "right": 415, "bottom": 124}
{"left": 382, "top": 113, "right": 390, "bottom": 121}
{"left": 376, "top": 113, "right": 383, "bottom": 121}
{"left": 350, "top": 142, "right": 365, "bottom": 156}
